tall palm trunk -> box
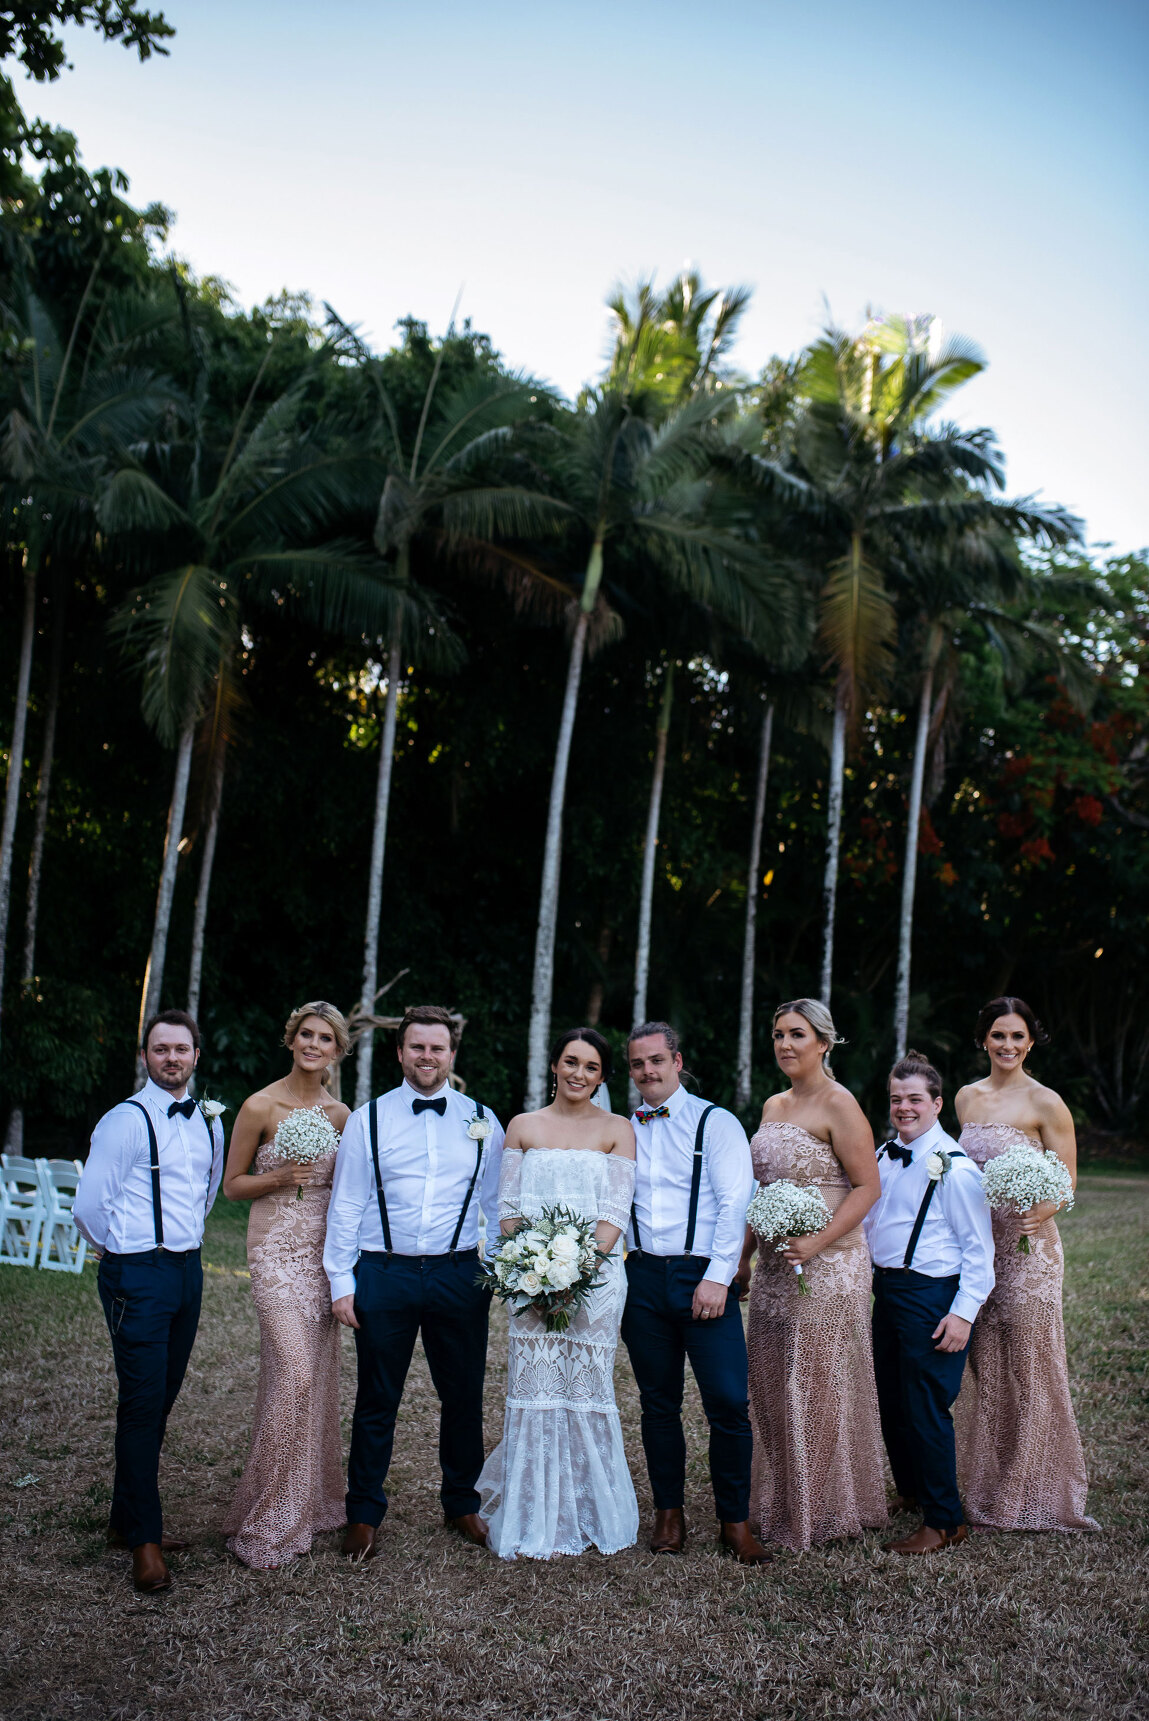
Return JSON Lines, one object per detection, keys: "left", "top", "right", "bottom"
{"left": 632, "top": 663, "right": 674, "bottom": 1030}
{"left": 819, "top": 681, "right": 848, "bottom": 1005}
{"left": 186, "top": 738, "right": 227, "bottom": 1023}
{"left": 629, "top": 664, "right": 674, "bottom": 1110}
{"left": 736, "top": 701, "right": 775, "bottom": 1112}
{"left": 0, "top": 555, "right": 38, "bottom": 1066}
{"left": 135, "top": 719, "right": 195, "bottom": 1086}
{"left": 525, "top": 531, "right": 604, "bottom": 1109}
{"left": 894, "top": 626, "right": 942, "bottom": 1059}
{"left": 3, "top": 579, "right": 64, "bottom": 1152}
{"left": 355, "top": 637, "right": 403, "bottom": 1107}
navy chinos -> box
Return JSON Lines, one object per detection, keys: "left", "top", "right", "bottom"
{"left": 871, "top": 1266, "right": 969, "bottom": 1533}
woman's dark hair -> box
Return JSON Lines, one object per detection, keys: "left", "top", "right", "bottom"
{"left": 549, "top": 1026, "right": 613, "bottom": 1091}
{"left": 889, "top": 1049, "right": 943, "bottom": 1101}
{"left": 974, "top": 995, "right": 1049, "bottom": 1050}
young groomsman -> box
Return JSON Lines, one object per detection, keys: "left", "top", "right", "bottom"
{"left": 324, "top": 1005, "right": 504, "bottom": 1560}
{"left": 621, "top": 1022, "right": 770, "bottom": 1564}
{"left": 73, "top": 1011, "right": 225, "bottom": 1593}
{"left": 864, "top": 1050, "right": 994, "bottom": 1555}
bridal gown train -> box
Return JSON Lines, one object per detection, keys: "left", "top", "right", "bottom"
{"left": 479, "top": 1147, "right": 639, "bottom": 1560}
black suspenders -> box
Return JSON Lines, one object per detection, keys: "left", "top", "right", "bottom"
{"left": 124, "top": 1099, "right": 215, "bottom": 1252}
{"left": 902, "top": 1150, "right": 965, "bottom": 1269}
{"left": 631, "top": 1102, "right": 717, "bottom": 1256}
{"left": 368, "top": 1098, "right": 486, "bottom": 1255}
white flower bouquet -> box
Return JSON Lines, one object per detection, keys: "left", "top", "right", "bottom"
{"left": 747, "top": 1179, "right": 832, "bottom": 1295}
{"left": 270, "top": 1105, "right": 341, "bottom": 1198}
{"left": 478, "top": 1203, "right": 606, "bottom": 1333}
{"left": 979, "top": 1144, "right": 1074, "bottom": 1252}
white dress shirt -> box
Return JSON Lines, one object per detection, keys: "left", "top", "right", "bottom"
{"left": 626, "top": 1082, "right": 754, "bottom": 1287}
{"left": 324, "top": 1079, "right": 505, "bottom": 1301}
{"left": 863, "top": 1118, "right": 995, "bottom": 1325}
{"left": 73, "top": 1078, "right": 224, "bottom": 1255}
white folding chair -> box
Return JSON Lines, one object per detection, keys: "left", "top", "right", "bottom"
{"left": 37, "top": 1158, "right": 88, "bottom": 1273}
{"left": 0, "top": 1153, "right": 46, "bottom": 1267}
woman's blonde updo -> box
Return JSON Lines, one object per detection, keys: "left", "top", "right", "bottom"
{"left": 772, "top": 997, "right": 845, "bottom": 1075}
{"left": 283, "top": 1000, "right": 351, "bottom": 1088}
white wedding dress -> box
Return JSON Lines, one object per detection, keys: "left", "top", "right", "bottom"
{"left": 479, "top": 1147, "right": 639, "bottom": 1560}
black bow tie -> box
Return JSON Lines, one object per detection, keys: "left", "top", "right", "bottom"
{"left": 412, "top": 1096, "right": 447, "bottom": 1117}
{"left": 168, "top": 1098, "right": 197, "bottom": 1120}
{"left": 881, "top": 1139, "right": 914, "bottom": 1167}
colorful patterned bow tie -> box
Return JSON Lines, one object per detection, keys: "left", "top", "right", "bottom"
{"left": 637, "top": 1105, "right": 671, "bottom": 1124}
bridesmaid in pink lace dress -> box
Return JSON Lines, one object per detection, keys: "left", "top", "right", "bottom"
{"left": 954, "top": 996, "right": 1097, "bottom": 1532}
{"left": 739, "top": 1000, "right": 887, "bottom": 1550}
{"left": 221, "top": 1002, "right": 351, "bottom": 1567}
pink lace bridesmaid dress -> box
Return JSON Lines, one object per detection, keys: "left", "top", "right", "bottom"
{"left": 955, "top": 1123, "right": 1097, "bottom": 1531}
{"left": 223, "top": 1138, "right": 347, "bottom": 1566}
{"left": 747, "top": 1121, "right": 887, "bottom": 1550}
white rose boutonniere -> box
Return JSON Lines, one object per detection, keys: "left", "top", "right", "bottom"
{"left": 926, "top": 1150, "right": 953, "bottom": 1182}
{"left": 199, "top": 1097, "right": 228, "bottom": 1121}
{"left": 467, "top": 1113, "right": 493, "bottom": 1141}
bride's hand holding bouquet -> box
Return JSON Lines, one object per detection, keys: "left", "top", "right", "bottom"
{"left": 480, "top": 1204, "right": 608, "bottom": 1333}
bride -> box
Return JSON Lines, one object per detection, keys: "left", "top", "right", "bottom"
{"left": 479, "top": 1027, "right": 638, "bottom": 1559}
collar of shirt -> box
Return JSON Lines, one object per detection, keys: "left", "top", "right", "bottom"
{"left": 140, "top": 1077, "right": 190, "bottom": 1113}
{"left": 633, "top": 1079, "right": 688, "bottom": 1123}
{"left": 896, "top": 1118, "right": 947, "bottom": 1163}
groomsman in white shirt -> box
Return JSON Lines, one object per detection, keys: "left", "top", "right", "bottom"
{"left": 73, "top": 1010, "right": 225, "bottom": 1593}
{"left": 864, "top": 1049, "right": 995, "bottom": 1555}
{"left": 621, "top": 1022, "right": 770, "bottom": 1564}
{"left": 324, "top": 1005, "right": 504, "bottom": 1560}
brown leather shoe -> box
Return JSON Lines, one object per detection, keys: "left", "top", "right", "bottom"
{"left": 444, "top": 1512, "right": 489, "bottom": 1547}
{"left": 131, "top": 1543, "right": 172, "bottom": 1593}
{"left": 341, "top": 1522, "right": 378, "bottom": 1562}
{"left": 719, "top": 1521, "right": 773, "bottom": 1565}
{"left": 650, "top": 1507, "right": 686, "bottom": 1554}
{"left": 883, "top": 1522, "right": 969, "bottom": 1555}
{"left": 108, "top": 1529, "right": 190, "bottom": 1553}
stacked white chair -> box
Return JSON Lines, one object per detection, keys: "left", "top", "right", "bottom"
{"left": 0, "top": 1154, "right": 47, "bottom": 1266}
{"left": 37, "top": 1158, "right": 87, "bottom": 1273}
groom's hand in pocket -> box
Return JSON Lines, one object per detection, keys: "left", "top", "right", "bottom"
{"left": 332, "top": 1295, "right": 360, "bottom": 1330}
{"left": 692, "top": 1279, "right": 728, "bottom": 1321}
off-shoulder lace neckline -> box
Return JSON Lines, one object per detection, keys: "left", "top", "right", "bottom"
{"left": 960, "top": 1121, "right": 1042, "bottom": 1145}
{"left": 511, "top": 1145, "right": 627, "bottom": 1158}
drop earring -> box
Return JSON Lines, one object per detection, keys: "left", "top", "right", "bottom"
{"left": 549, "top": 1073, "right": 557, "bottom": 1101}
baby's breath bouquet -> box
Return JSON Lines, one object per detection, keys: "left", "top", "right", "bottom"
{"left": 478, "top": 1204, "right": 606, "bottom": 1333}
{"left": 270, "top": 1105, "right": 341, "bottom": 1198}
{"left": 747, "top": 1179, "right": 832, "bottom": 1295}
{"left": 979, "top": 1144, "right": 1074, "bottom": 1252}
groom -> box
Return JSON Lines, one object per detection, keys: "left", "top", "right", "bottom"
{"left": 621, "top": 1022, "right": 770, "bottom": 1564}
{"left": 325, "top": 1005, "right": 504, "bottom": 1559}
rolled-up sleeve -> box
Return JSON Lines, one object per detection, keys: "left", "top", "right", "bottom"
{"left": 943, "top": 1166, "right": 996, "bottom": 1325}
{"left": 323, "top": 1109, "right": 371, "bottom": 1303}
{"left": 73, "top": 1107, "right": 135, "bottom": 1253}
{"left": 702, "top": 1110, "right": 755, "bottom": 1286}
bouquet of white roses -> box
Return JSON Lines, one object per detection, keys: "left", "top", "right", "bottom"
{"left": 478, "top": 1203, "right": 606, "bottom": 1333}
{"left": 747, "top": 1179, "right": 832, "bottom": 1295}
{"left": 979, "top": 1144, "right": 1074, "bottom": 1252}
{"left": 270, "top": 1105, "right": 341, "bottom": 1198}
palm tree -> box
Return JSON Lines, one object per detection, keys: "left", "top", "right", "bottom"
{"left": 330, "top": 310, "right": 561, "bottom": 1104}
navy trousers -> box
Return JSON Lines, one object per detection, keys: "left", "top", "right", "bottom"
{"left": 347, "top": 1249, "right": 492, "bottom": 1527}
{"left": 620, "top": 1252, "right": 752, "bottom": 1523}
{"left": 871, "top": 1267, "right": 970, "bottom": 1533}
{"left": 97, "top": 1248, "right": 203, "bottom": 1549}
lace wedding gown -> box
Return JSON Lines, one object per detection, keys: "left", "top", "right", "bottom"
{"left": 955, "top": 1124, "right": 1097, "bottom": 1531}
{"left": 478, "top": 1147, "right": 639, "bottom": 1560}
{"left": 746, "top": 1122, "right": 887, "bottom": 1550}
{"left": 223, "top": 1136, "right": 346, "bottom": 1567}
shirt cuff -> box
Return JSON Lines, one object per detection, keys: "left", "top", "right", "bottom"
{"left": 949, "top": 1288, "right": 983, "bottom": 1324}
{"left": 702, "top": 1255, "right": 739, "bottom": 1287}
{"left": 328, "top": 1271, "right": 356, "bottom": 1302}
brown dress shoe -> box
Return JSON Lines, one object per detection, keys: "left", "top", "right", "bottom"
{"left": 131, "top": 1543, "right": 172, "bottom": 1593}
{"left": 108, "top": 1529, "right": 190, "bottom": 1553}
{"left": 883, "top": 1522, "right": 969, "bottom": 1555}
{"left": 719, "top": 1521, "right": 773, "bottom": 1565}
{"left": 649, "top": 1507, "right": 686, "bottom": 1554}
{"left": 444, "top": 1512, "right": 489, "bottom": 1547}
{"left": 341, "top": 1522, "right": 378, "bottom": 1562}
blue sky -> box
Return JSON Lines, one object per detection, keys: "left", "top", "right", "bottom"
{"left": 23, "top": 0, "right": 1148, "bottom": 550}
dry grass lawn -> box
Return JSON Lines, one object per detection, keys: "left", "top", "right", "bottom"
{"left": 1, "top": 1170, "right": 1146, "bottom": 1720}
